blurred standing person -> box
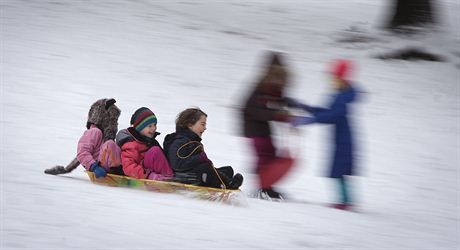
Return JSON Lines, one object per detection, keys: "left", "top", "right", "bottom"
{"left": 242, "top": 51, "right": 295, "bottom": 201}
{"left": 291, "top": 59, "right": 360, "bottom": 210}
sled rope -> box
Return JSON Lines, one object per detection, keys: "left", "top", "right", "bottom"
{"left": 176, "top": 141, "right": 203, "bottom": 159}
{"left": 176, "top": 141, "right": 227, "bottom": 190}
{"left": 211, "top": 163, "right": 227, "bottom": 190}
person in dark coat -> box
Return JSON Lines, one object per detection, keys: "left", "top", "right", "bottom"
{"left": 291, "top": 59, "right": 359, "bottom": 210}
{"left": 163, "top": 108, "right": 243, "bottom": 189}
{"left": 242, "top": 51, "right": 295, "bottom": 200}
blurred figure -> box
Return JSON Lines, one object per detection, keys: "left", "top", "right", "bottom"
{"left": 163, "top": 108, "right": 243, "bottom": 189}
{"left": 386, "top": 0, "right": 436, "bottom": 31}
{"left": 45, "top": 98, "right": 124, "bottom": 177}
{"left": 242, "top": 51, "right": 295, "bottom": 201}
{"left": 116, "top": 107, "right": 174, "bottom": 180}
{"left": 291, "top": 59, "right": 359, "bottom": 210}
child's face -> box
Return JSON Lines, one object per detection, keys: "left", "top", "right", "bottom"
{"left": 140, "top": 123, "right": 157, "bottom": 138}
{"left": 188, "top": 115, "right": 207, "bottom": 138}
{"left": 331, "top": 76, "right": 344, "bottom": 89}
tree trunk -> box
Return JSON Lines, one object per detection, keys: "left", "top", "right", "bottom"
{"left": 387, "top": 0, "right": 436, "bottom": 30}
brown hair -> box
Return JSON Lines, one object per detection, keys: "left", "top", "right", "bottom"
{"left": 175, "top": 108, "right": 207, "bottom": 132}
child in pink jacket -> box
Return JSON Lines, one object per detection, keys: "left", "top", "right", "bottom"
{"left": 116, "top": 107, "right": 173, "bottom": 180}
{"left": 77, "top": 98, "right": 122, "bottom": 178}
{"left": 45, "top": 98, "right": 122, "bottom": 177}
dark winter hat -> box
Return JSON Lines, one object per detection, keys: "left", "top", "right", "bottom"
{"left": 131, "top": 107, "right": 157, "bottom": 132}
{"left": 330, "top": 59, "right": 353, "bottom": 80}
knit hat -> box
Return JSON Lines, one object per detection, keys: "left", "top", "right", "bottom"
{"left": 130, "top": 107, "right": 157, "bottom": 132}
{"left": 330, "top": 59, "right": 352, "bottom": 80}
{"left": 87, "top": 98, "right": 121, "bottom": 142}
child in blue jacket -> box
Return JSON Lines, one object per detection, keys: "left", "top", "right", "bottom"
{"left": 291, "top": 59, "right": 359, "bottom": 210}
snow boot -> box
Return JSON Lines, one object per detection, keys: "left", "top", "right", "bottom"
{"left": 329, "top": 203, "right": 353, "bottom": 211}
{"left": 216, "top": 166, "right": 234, "bottom": 179}
{"left": 228, "top": 173, "right": 243, "bottom": 190}
{"left": 256, "top": 187, "right": 285, "bottom": 201}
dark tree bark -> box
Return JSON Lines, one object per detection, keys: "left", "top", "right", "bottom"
{"left": 387, "top": 0, "right": 436, "bottom": 30}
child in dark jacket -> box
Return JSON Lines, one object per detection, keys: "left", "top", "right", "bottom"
{"left": 242, "top": 51, "right": 295, "bottom": 200}
{"left": 291, "top": 59, "right": 359, "bottom": 210}
{"left": 163, "top": 108, "right": 243, "bottom": 190}
{"left": 116, "top": 107, "right": 174, "bottom": 180}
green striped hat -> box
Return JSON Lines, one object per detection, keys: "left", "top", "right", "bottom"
{"left": 130, "top": 107, "right": 157, "bottom": 132}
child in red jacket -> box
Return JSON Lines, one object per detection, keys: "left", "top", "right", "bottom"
{"left": 116, "top": 107, "right": 173, "bottom": 180}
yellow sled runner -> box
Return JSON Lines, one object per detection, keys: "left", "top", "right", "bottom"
{"left": 85, "top": 171, "right": 247, "bottom": 206}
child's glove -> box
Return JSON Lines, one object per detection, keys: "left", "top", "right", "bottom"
{"left": 90, "top": 162, "right": 107, "bottom": 178}
{"left": 291, "top": 116, "right": 315, "bottom": 127}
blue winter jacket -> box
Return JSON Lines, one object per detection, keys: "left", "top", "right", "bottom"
{"left": 310, "top": 85, "right": 358, "bottom": 178}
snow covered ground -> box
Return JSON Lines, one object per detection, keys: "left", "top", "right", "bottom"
{"left": 1, "top": 0, "right": 459, "bottom": 249}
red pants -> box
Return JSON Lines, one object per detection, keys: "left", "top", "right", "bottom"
{"left": 250, "top": 137, "right": 294, "bottom": 189}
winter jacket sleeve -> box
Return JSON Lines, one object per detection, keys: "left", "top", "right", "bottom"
{"left": 311, "top": 95, "right": 346, "bottom": 124}
{"left": 77, "top": 128, "right": 103, "bottom": 170}
{"left": 244, "top": 93, "right": 289, "bottom": 122}
{"left": 121, "top": 142, "right": 147, "bottom": 179}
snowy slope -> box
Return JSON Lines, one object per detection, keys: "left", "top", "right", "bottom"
{"left": 1, "top": 0, "right": 459, "bottom": 249}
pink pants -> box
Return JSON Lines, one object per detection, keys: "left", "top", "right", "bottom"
{"left": 98, "top": 140, "right": 121, "bottom": 170}
{"left": 143, "top": 146, "right": 174, "bottom": 180}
